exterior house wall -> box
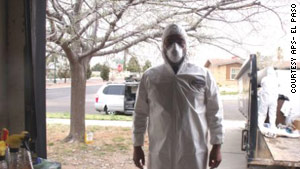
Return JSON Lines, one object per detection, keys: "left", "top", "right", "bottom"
{"left": 0, "top": 0, "right": 7, "bottom": 127}
{"left": 0, "top": 0, "right": 26, "bottom": 134}
{"left": 209, "top": 65, "right": 219, "bottom": 82}
{"left": 7, "top": 0, "right": 26, "bottom": 134}
{"left": 208, "top": 65, "right": 223, "bottom": 86}
{"left": 226, "top": 63, "right": 242, "bottom": 80}
{"left": 208, "top": 63, "right": 241, "bottom": 89}
{"left": 220, "top": 66, "right": 229, "bottom": 86}
{"left": 225, "top": 63, "right": 241, "bottom": 88}
{"left": 0, "top": 0, "right": 46, "bottom": 157}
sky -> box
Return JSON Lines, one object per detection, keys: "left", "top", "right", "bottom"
{"left": 91, "top": 0, "right": 300, "bottom": 68}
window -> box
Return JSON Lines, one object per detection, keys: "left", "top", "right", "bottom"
{"left": 103, "top": 85, "right": 124, "bottom": 95}
{"left": 230, "top": 68, "right": 240, "bottom": 80}
{"left": 103, "top": 87, "right": 109, "bottom": 94}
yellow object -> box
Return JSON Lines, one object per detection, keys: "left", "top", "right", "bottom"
{"left": 84, "top": 132, "right": 93, "bottom": 144}
{"left": 0, "top": 141, "right": 6, "bottom": 156}
{"left": 21, "top": 131, "right": 29, "bottom": 135}
{"left": 6, "top": 133, "right": 26, "bottom": 149}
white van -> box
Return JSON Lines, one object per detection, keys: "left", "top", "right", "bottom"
{"left": 94, "top": 82, "right": 139, "bottom": 115}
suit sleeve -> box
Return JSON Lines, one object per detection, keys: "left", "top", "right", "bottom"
{"left": 205, "top": 70, "right": 224, "bottom": 145}
{"left": 132, "top": 74, "right": 149, "bottom": 146}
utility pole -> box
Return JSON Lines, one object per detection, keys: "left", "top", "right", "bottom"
{"left": 123, "top": 49, "right": 128, "bottom": 71}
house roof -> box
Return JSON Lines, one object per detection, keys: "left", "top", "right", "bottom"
{"left": 204, "top": 57, "right": 245, "bottom": 67}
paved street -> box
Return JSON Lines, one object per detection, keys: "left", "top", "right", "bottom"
{"left": 46, "top": 85, "right": 101, "bottom": 114}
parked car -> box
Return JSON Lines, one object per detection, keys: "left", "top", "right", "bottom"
{"left": 94, "top": 82, "right": 139, "bottom": 115}
{"left": 124, "top": 82, "right": 139, "bottom": 115}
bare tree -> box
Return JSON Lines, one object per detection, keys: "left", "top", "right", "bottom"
{"left": 57, "top": 57, "right": 71, "bottom": 83}
{"left": 46, "top": 0, "right": 282, "bottom": 142}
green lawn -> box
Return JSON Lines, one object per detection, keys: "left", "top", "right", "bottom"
{"left": 47, "top": 112, "right": 133, "bottom": 121}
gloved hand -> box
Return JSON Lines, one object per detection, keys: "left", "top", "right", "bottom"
{"left": 133, "top": 146, "right": 145, "bottom": 169}
{"left": 209, "top": 144, "right": 222, "bottom": 168}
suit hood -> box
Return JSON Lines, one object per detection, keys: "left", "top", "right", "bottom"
{"left": 162, "top": 24, "right": 188, "bottom": 65}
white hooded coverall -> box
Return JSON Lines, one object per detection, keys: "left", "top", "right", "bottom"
{"left": 258, "top": 67, "right": 279, "bottom": 129}
{"left": 133, "top": 24, "right": 224, "bottom": 169}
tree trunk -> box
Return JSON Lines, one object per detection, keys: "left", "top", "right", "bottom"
{"left": 64, "top": 59, "right": 87, "bottom": 143}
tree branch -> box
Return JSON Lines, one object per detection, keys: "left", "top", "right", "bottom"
{"left": 218, "top": 1, "right": 261, "bottom": 11}
{"left": 187, "top": 7, "right": 216, "bottom": 31}
{"left": 61, "top": 42, "right": 77, "bottom": 64}
{"left": 54, "top": 0, "right": 73, "bottom": 24}
{"left": 259, "top": 4, "right": 285, "bottom": 34}
{"left": 187, "top": 33, "right": 242, "bottom": 57}
{"left": 90, "top": 0, "right": 263, "bottom": 58}
{"left": 205, "top": 41, "right": 241, "bottom": 58}
{"left": 46, "top": 0, "right": 283, "bottom": 64}
{"left": 92, "top": 31, "right": 163, "bottom": 57}
{"left": 80, "top": 2, "right": 214, "bottom": 57}
{"left": 46, "top": 20, "right": 58, "bottom": 41}
{"left": 196, "top": 8, "right": 267, "bottom": 24}
{"left": 80, "top": 0, "right": 135, "bottom": 58}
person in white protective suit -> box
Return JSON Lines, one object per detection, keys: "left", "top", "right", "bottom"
{"left": 132, "top": 24, "right": 224, "bottom": 169}
{"left": 258, "top": 67, "right": 279, "bottom": 130}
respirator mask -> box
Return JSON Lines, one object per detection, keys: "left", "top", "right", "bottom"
{"left": 166, "top": 42, "right": 184, "bottom": 63}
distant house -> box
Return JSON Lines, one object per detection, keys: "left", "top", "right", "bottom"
{"left": 204, "top": 56, "right": 244, "bottom": 88}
